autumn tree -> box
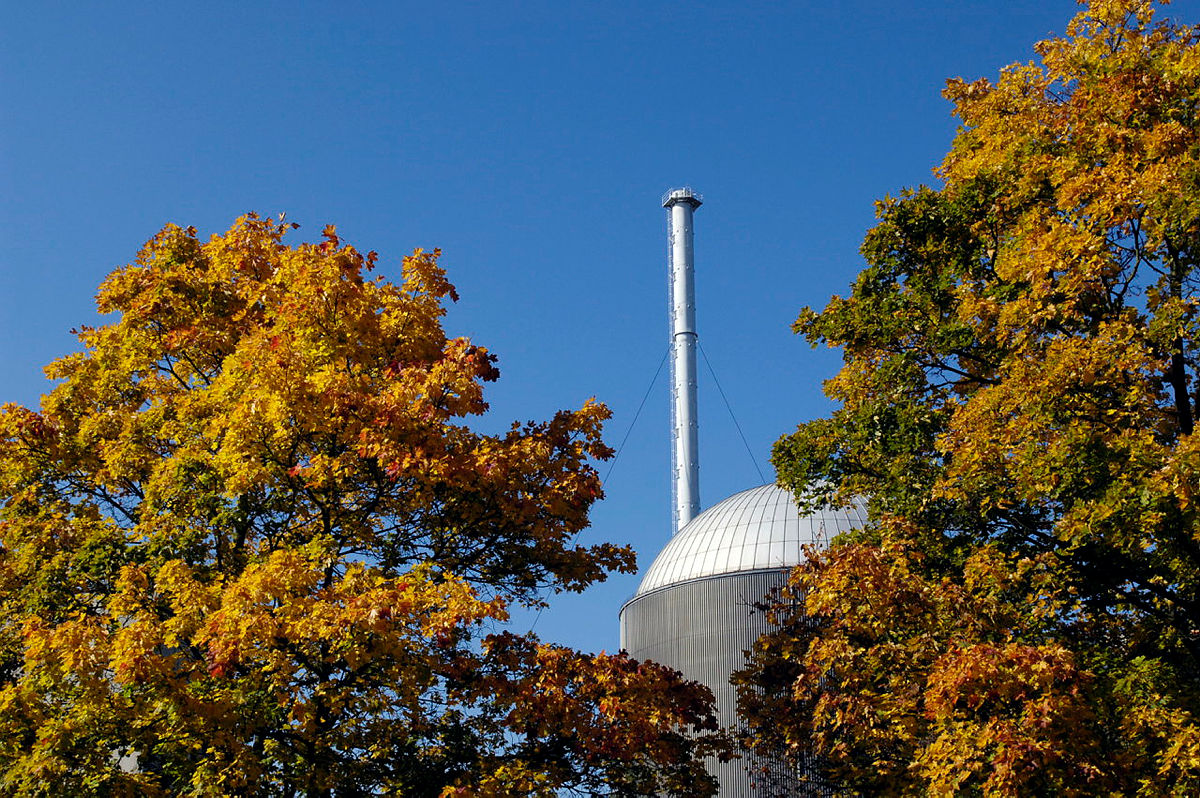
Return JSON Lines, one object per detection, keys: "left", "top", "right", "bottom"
{"left": 738, "top": 1, "right": 1200, "bottom": 794}
{"left": 0, "top": 215, "right": 722, "bottom": 796}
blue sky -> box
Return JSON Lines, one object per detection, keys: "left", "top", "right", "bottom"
{"left": 1, "top": 0, "right": 1163, "bottom": 652}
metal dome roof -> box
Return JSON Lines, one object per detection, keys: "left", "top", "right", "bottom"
{"left": 633, "top": 484, "right": 868, "bottom": 596}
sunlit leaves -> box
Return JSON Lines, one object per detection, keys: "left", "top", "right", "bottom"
{"left": 0, "top": 215, "right": 717, "bottom": 795}
{"left": 743, "top": 1, "right": 1200, "bottom": 794}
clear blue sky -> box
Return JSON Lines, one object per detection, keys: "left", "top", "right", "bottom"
{"left": 2, "top": 0, "right": 1166, "bottom": 652}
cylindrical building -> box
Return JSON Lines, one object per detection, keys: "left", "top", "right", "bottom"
{"left": 620, "top": 484, "right": 867, "bottom": 796}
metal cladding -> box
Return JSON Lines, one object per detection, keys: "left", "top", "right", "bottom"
{"left": 635, "top": 485, "right": 868, "bottom": 596}
{"left": 621, "top": 485, "right": 867, "bottom": 796}
{"left": 664, "top": 187, "right": 702, "bottom": 535}
{"left": 622, "top": 569, "right": 792, "bottom": 795}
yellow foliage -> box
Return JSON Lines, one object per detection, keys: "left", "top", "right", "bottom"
{"left": 0, "top": 215, "right": 717, "bottom": 795}
{"left": 751, "top": 0, "right": 1200, "bottom": 793}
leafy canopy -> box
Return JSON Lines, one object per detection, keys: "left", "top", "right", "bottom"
{"left": 738, "top": 1, "right": 1200, "bottom": 795}
{"left": 0, "top": 215, "right": 722, "bottom": 796}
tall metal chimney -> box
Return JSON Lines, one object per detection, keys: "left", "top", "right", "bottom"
{"left": 664, "top": 187, "right": 702, "bottom": 535}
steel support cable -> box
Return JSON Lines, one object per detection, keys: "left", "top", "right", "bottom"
{"left": 698, "top": 341, "right": 767, "bottom": 485}
{"left": 604, "top": 345, "right": 671, "bottom": 485}
{"left": 526, "top": 345, "right": 671, "bottom": 634}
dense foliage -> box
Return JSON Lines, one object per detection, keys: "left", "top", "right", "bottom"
{"left": 0, "top": 216, "right": 721, "bottom": 796}
{"left": 738, "top": 1, "right": 1200, "bottom": 794}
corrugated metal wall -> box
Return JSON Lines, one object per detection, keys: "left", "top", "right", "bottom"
{"left": 620, "top": 569, "right": 800, "bottom": 797}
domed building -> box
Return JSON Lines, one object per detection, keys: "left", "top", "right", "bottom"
{"left": 620, "top": 485, "right": 867, "bottom": 796}
{"left": 620, "top": 189, "right": 868, "bottom": 796}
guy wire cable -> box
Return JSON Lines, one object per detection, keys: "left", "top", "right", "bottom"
{"left": 699, "top": 341, "right": 767, "bottom": 485}
{"left": 527, "top": 345, "right": 671, "bottom": 635}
